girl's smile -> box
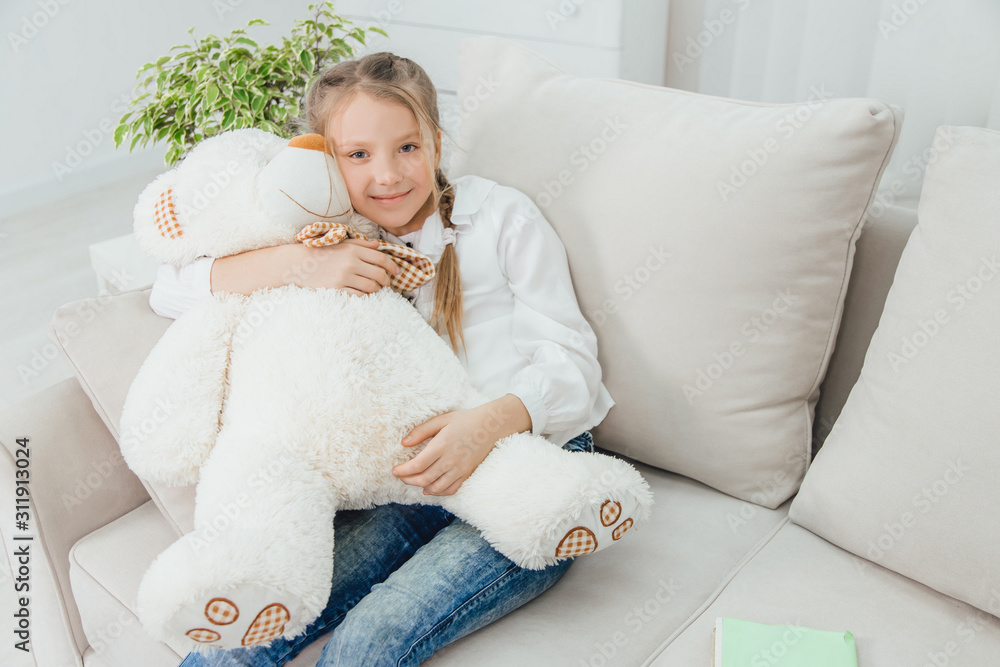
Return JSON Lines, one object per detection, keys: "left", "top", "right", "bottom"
{"left": 372, "top": 189, "right": 412, "bottom": 205}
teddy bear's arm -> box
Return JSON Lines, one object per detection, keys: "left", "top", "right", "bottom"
{"left": 119, "top": 292, "right": 249, "bottom": 486}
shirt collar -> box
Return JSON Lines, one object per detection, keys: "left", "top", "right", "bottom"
{"left": 384, "top": 175, "right": 492, "bottom": 263}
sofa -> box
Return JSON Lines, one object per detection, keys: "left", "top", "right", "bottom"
{"left": 3, "top": 36, "right": 998, "bottom": 667}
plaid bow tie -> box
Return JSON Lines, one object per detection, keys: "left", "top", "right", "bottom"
{"left": 294, "top": 221, "right": 436, "bottom": 292}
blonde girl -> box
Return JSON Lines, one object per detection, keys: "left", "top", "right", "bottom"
{"left": 157, "top": 51, "right": 614, "bottom": 666}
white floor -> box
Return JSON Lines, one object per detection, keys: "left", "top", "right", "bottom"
{"left": 0, "top": 165, "right": 163, "bottom": 667}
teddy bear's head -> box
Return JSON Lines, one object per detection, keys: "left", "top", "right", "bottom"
{"left": 133, "top": 128, "right": 379, "bottom": 267}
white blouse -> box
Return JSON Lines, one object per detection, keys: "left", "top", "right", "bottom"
{"left": 148, "top": 174, "right": 615, "bottom": 447}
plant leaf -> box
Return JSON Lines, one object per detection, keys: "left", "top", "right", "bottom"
{"left": 299, "top": 49, "right": 315, "bottom": 73}
{"left": 113, "top": 124, "right": 128, "bottom": 147}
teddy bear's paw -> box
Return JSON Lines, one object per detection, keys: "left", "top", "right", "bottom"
{"left": 553, "top": 496, "right": 640, "bottom": 559}
{"left": 170, "top": 584, "right": 302, "bottom": 649}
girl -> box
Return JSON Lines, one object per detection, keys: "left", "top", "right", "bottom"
{"left": 155, "top": 51, "right": 615, "bottom": 666}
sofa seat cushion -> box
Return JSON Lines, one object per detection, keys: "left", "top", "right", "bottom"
{"left": 70, "top": 463, "right": 788, "bottom": 667}
{"left": 422, "top": 462, "right": 789, "bottom": 666}
{"left": 69, "top": 501, "right": 337, "bottom": 667}
{"left": 648, "top": 522, "right": 1000, "bottom": 666}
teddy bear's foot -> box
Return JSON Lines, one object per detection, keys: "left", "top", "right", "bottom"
{"left": 168, "top": 584, "right": 304, "bottom": 650}
{"left": 551, "top": 496, "right": 641, "bottom": 559}
{"left": 439, "top": 433, "right": 653, "bottom": 570}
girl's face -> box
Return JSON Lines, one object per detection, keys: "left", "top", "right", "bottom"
{"left": 328, "top": 92, "right": 440, "bottom": 236}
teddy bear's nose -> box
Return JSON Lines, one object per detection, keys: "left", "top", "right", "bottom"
{"left": 288, "top": 134, "right": 330, "bottom": 153}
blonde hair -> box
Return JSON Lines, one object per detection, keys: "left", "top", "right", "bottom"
{"left": 300, "top": 52, "right": 465, "bottom": 354}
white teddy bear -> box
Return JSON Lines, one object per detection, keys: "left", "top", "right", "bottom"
{"left": 120, "top": 128, "right": 653, "bottom": 650}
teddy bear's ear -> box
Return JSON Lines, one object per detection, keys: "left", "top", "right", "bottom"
{"left": 287, "top": 134, "right": 329, "bottom": 152}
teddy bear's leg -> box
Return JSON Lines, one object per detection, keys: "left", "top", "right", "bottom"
{"left": 434, "top": 432, "right": 654, "bottom": 570}
{"left": 135, "top": 433, "right": 338, "bottom": 651}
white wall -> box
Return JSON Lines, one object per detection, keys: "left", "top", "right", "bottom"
{"left": 0, "top": 0, "right": 305, "bottom": 215}
{"left": 0, "top": 0, "right": 668, "bottom": 218}
{"left": 662, "top": 0, "right": 1000, "bottom": 208}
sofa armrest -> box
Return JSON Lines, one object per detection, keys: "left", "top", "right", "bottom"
{"left": 0, "top": 378, "right": 149, "bottom": 667}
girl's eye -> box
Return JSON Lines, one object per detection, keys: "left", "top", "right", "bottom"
{"left": 400, "top": 144, "right": 418, "bottom": 153}
{"left": 349, "top": 151, "right": 368, "bottom": 159}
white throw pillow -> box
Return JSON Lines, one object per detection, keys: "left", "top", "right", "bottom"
{"left": 790, "top": 126, "right": 1000, "bottom": 617}
{"left": 449, "top": 37, "right": 903, "bottom": 507}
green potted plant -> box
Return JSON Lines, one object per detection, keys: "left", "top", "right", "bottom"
{"left": 113, "top": 2, "right": 387, "bottom": 165}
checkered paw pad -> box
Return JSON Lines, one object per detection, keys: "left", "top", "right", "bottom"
{"left": 600, "top": 500, "right": 622, "bottom": 527}
{"left": 186, "top": 628, "right": 221, "bottom": 643}
{"left": 555, "top": 527, "right": 598, "bottom": 558}
{"left": 205, "top": 598, "right": 239, "bottom": 625}
{"left": 612, "top": 518, "right": 634, "bottom": 541}
{"left": 295, "top": 221, "right": 436, "bottom": 292}
{"left": 241, "top": 603, "right": 290, "bottom": 646}
{"left": 155, "top": 188, "right": 183, "bottom": 239}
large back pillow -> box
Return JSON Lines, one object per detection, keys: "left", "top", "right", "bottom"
{"left": 790, "top": 126, "right": 1000, "bottom": 617}
{"left": 449, "top": 37, "right": 903, "bottom": 507}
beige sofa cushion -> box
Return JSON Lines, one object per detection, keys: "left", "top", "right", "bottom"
{"left": 812, "top": 204, "right": 918, "bottom": 452}
{"left": 649, "top": 522, "right": 1000, "bottom": 665}
{"left": 0, "top": 378, "right": 149, "bottom": 667}
{"left": 790, "top": 126, "right": 1000, "bottom": 618}
{"left": 449, "top": 37, "right": 903, "bottom": 508}
{"left": 49, "top": 289, "right": 196, "bottom": 534}
{"left": 69, "top": 464, "right": 788, "bottom": 667}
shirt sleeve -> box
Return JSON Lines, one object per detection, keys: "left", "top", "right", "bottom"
{"left": 148, "top": 256, "right": 215, "bottom": 319}
{"left": 495, "top": 187, "right": 609, "bottom": 439}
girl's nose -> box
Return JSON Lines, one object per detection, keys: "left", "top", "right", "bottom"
{"left": 373, "top": 157, "right": 403, "bottom": 185}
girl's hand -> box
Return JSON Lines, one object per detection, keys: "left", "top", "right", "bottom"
{"left": 292, "top": 239, "right": 400, "bottom": 296}
{"left": 210, "top": 239, "right": 400, "bottom": 297}
{"left": 393, "top": 394, "right": 533, "bottom": 496}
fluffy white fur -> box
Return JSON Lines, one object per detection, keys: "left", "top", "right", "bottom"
{"left": 120, "top": 130, "right": 653, "bottom": 651}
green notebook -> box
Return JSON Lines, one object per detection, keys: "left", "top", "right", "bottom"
{"left": 713, "top": 617, "right": 858, "bottom": 667}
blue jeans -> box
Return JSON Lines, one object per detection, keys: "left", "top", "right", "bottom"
{"left": 180, "top": 432, "right": 596, "bottom": 667}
